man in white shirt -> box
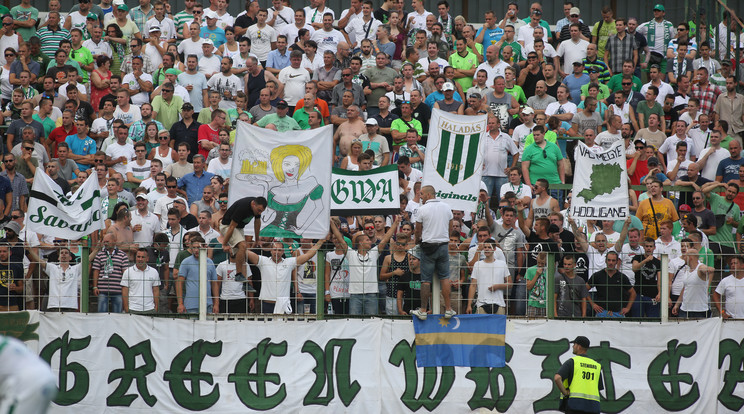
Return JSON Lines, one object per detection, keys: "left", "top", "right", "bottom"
{"left": 267, "top": 0, "right": 294, "bottom": 31}
{"left": 146, "top": 172, "right": 168, "bottom": 212}
{"left": 198, "top": 40, "right": 221, "bottom": 79}
{"left": 714, "top": 255, "right": 744, "bottom": 319}
{"left": 555, "top": 23, "right": 590, "bottom": 76}
{"left": 207, "top": 141, "right": 231, "bottom": 178}
{"left": 413, "top": 185, "right": 456, "bottom": 319}
{"left": 120, "top": 248, "right": 161, "bottom": 312}
{"left": 131, "top": 190, "right": 162, "bottom": 247}
{"left": 104, "top": 124, "right": 135, "bottom": 178}
{"left": 482, "top": 116, "right": 518, "bottom": 198}
{"left": 696, "top": 128, "right": 729, "bottom": 181}
{"left": 278, "top": 50, "right": 311, "bottom": 106}
{"left": 207, "top": 56, "right": 244, "bottom": 110}
{"left": 121, "top": 57, "right": 153, "bottom": 106}
{"left": 246, "top": 9, "right": 277, "bottom": 64}
{"left": 659, "top": 120, "right": 696, "bottom": 166}
{"left": 417, "top": 40, "right": 448, "bottom": 74}
{"left": 177, "top": 21, "right": 206, "bottom": 58}
{"left": 640, "top": 64, "right": 675, "bottom": 105}
{"left": 345, "top": 1, "right": 380, "bottom": 50}
{"left": 310, "top": 13, "right": 347, "bottom": 54}
{"left": 280, "top": 8, "right": 313, "bottom": 45}
{"left": 475, "top": 45, "right": 510, "bottom": 86}
{"left": 82, "top": 25, "right": 113, "bottom": 59}
{"left": 187, "top": 210, "right": 220, "bottom": 243}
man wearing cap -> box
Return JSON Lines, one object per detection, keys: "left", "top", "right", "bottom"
{"left": 433, "top": 82, "right": 463, "bottom": 115}
{"left": 256, "top": 100, "right": 301, "bottom": 132}
{"left": 358, "top": 118, "right": 391, "bottom": 166}
{"left": 198, "top": 40, "right": 221, "bottom": 80}
{"left": 129, "top": 0, "right": 155, "bottom": 35}
{"left": 556, "top": 24, "right": 589, "bottom": 78}
{"left": 554, "top": 335, "right": 603, "bottom": 413}
{"left": 200, "top": 9, "right": 227, "bottom": 49}
{"left": 638, "top": 5, "right": 675, "bottom": 73}
{"left": 557, "top": 7, "right": 590, "bottom": 42}
{"left": 517, "top": 7, "right": 548, "bottom": 55}
{"left": 145, "top": 1, "right": 176, "bottom": 43}
{"left": 111, "top": 3, "right": 142, "bottom": 43}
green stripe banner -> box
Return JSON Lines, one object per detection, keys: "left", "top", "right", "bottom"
{"left": 422, "top": 109, "right": 486, "bottom": 211}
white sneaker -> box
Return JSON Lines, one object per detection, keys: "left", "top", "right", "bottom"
{"left": 444, "top": 309, "right": 456, "bottom": 319}
{"left": 411, "top": 308, "right": 428, "bottom": 320}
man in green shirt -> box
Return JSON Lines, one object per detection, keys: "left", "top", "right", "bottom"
{"left": 256, "top": 100, "right": 301, "bottom": 131}
{"left": 606, "top": 60, "right": 642, "bottom": 92}
{"left": 32, "top": 97, "right": 55, "bottom": 139}
{"left": 151, "top": 83, "right": 184, "bottom": 131}
{"left": 636, "top": 86, "right": 664, "bottom": 130}
{"left": 448, "top": 38, "right": 478, "bottom": 91}
{"left": 293, "top": 93, "right": 324, "bottom": 130}
{"left": 390, "top": 102, "right": 422, "bottom": 148}
{"left": 703, "top": 181, "right": 741, "bottom": 271}
{"left": 69, "top": 28, "right": 94, "bottom": 82}
{"left": 10, "top": 0, "right": 38, "bottom": 42}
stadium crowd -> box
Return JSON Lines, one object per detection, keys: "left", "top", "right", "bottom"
{"left": 0, "top": 0, "right": 743, "bottom": 319}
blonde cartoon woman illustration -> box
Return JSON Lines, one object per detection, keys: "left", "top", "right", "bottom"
{"left": 260, "top": 145, "right": 324, "bottom": 237}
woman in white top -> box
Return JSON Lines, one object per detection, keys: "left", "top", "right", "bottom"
{"left": 340, "top": 140, "right": 362, "bottom": 171}
{"left": 672, "top": 238, "right": 713, "bottom": 318}
{"left": 218, "top": 26, "right": 241, "bottom": 60}
{"left": 149, "top": 131, "right": 177, "bottom": 170}
{"left": 0, "top": 48, "right": 16, "bottom": 105}
{"left": 166, "top": 44, "right": 186, "bottom": 72}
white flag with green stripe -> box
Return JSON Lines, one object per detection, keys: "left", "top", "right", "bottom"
{"left": 422, "top": 109, "right": 486, "bottom": 211}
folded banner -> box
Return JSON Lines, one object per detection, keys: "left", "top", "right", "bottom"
{"left": 331, "top": 165, "right": 400, "bottom": 216}
{"left": 422, "top": 109, "right": 486, "bottom": 211}
{"left": 412, "top": 314, "right": 506, "bottom": 368}
{"left": 570, "top": 140, "right": 630, "bottom": 220}
{"left": 26, "top": 169, "right": 104, "bottom": 238}
{"left": 229, "top": 122, "right": 332, "bottom": 238}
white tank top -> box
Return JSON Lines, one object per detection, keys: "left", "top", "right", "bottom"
{"left": 223, "top": 43, "right": 241, "bottom": 60}
{"left": 154, "top": 147, "right": 175, "bottom": 170}
{"left": 680, "top": 262, "right": 710, "bottom": 312}
{"left": 345, "top": 155, "right": 359, "bottom": 171}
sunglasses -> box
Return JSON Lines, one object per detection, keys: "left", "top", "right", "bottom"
{"left": 542, "top": 149, "right": 547, "bottom": 158}
{"left": 23, "top": 147, "right": 33, "bottom": 151}
{"left": 166, "top": 185, "right": 177, "bottom": 188}
{"left": 622, "top": 82, "right": 632, "bottom": 86}
{"left": 163, "top": 89, "right": 173, "bottom": 93}
{"left": 10, "top": 215, "right": 20, "bottom": 219}
{"left": 2, "top": 159, "right": 13, "bottom": 163}
{"left": 365, "top": 226, "right": 374, "bottom": 230}
{"left": 159, "top": 136, "right": 169, "bottom": 139}
{"left": 570, "top": 14, "right": 579, "bottom": 17}
{"left": 217, "top": 200, "right": 227, "bottom": 204}
{"left": 4, "top": 53, "right": 13, "bottom": 57}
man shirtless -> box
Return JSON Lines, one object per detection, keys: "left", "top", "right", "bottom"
{"left": 107, "top": 204, "right": 136, "bottom": 260}
{"left": 333, "top": 104, "right": 366, "bottom": 161}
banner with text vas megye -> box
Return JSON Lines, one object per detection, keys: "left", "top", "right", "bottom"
{"left": 331, "top": 165, "right": 400, "bottom": 216}
{"left": 570, "top": 140, "right": 630, "bottom": 220}
{"left": 26, "top": 169, "right": 104, "bottom": 239}
{"left": 422, "top": 109, "right": 486, "bottom": 211}
{"left": 229, "top": 121, "right": 332, "bottom": 239}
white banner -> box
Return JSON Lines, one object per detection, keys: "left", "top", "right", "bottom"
{"left": 330, "top": 165, "right": 400, "bottom": 216}
{"left": 228, "top": 122, "right": 333, "bottom": 239}
{"left": 570, "top": 140, "right": 630, "bottom": 220}
{"left": 422, "top": 109, "right": 486, "bottom": 211}
{"left": 26, "top": 170, "right": 104, "bottom": 239}
{"left": 5, "top": 312, "right": 744, "bottom": 413}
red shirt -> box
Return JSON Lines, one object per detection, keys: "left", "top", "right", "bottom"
{"left": 48, "top": 124, "right": 77, "bottom": 157}
{"left": 627, "top": 158, "right": 649, "bottom": 186}
{"left": 197, "top": 123, "right": 219, "bottom": 158}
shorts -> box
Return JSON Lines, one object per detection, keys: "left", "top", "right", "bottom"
{"left": 419, "top": 242, "right": 449, "bottom": 283}
{"left": 219, "top": 223, "right": 245, "bottom": 251}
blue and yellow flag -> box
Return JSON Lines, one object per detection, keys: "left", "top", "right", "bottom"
{"left": 412, "top": 314, "right": 506, "bottom": 368}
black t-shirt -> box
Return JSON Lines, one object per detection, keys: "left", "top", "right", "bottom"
{"left": 527, "top": 231, "right": 559, "bottom": 268}
{"left": 76, "top": 100, "right": 95, "bottom": 123}
{"left": 222, "top": 197, "right": 261, "bottom": 228}
{"left": 0, "top": 261, "right": 24, "bottom": 308}
{"left": 559, "top": 229, "right": 576, "bottom": 253}
{"left": 180, "top": 214, "right": 198, "bottom": 230}
{"left": 170, "top": 120, "right": 201, "bottom": 163}
{"left": 588, "top": 269, "right": 632, "bottom": 312}
{"left": 677, "top": 175, "right": 711, "bottom": 207}
{"left": 397, "top": 271, "right": 420, "bottom": 314}
{"left": 411, "top": 103, "right": 431, "bottom": 137}
{"left": 571, "top": 252, "right": 590, "bottom": 283}
{"left": 632, "top": 254, "right": 661, "bottom": 298}
{"left": 691, "top": 208, "right": 716, "bottom": 230}
{"left": 234, "top": 14, "right": 257, "bottom": 30}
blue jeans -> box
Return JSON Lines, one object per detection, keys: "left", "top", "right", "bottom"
{"left": 420, "top": 243, "right": 449, "bottom": 283}
{"left": 299, "top": 293, "right": 316, "bottom": 314}
{"left": 482, "top": 176, "right": 507, "bottom": 200}
{"left": 549, "top": 189, "right": 564, "bottom": 206}
{"left": 349, "top": 293, "right": 378, "bottom": 315}
{"left": 630, "top": 295, "right": 660, "bottom": 318}
{"left": 97, "top": 293, "right": 122, "bottom": 313}
{"left": 186, "top": 304, "right": 213, "bottom": 314}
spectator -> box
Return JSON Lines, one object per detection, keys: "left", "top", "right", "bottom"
{"left": 713, "top": 255, "right": 744, "bottom": 319}
{"left": 176, "top": 236, "right": 220, "bottom": 313}
{"left": 554, "top": 255, "right": 589, "bottom": 317}
{"left": 672, "top": 238, "right": 713, "bottom": 318}
{"left": 636, "top": 179, "right": 678, "bottom": 240}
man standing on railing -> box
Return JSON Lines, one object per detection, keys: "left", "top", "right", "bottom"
{"left": 412, "top": 186, "right": 454, "bottom": 320}
{"left": 220, "top": 196, "right": 267, "bottom": 288}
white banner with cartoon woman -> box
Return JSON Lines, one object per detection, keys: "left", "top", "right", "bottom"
{"left": 229, "top": 122, "right": 333, "bottom": 239}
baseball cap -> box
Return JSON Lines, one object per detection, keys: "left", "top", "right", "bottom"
{"left": 204, "top": 9, "right": 219, "bottom": 19}
{"left": 571, "top": 336, "right": 590, "bottom": 348}
{"left": 569, "top": 7, "right": 580, "bottom": 15}
{"left": 182, "top": 102, "right": 194, "bottom": 111}
{"left": 149, "top": 25, "right": 161, "bottom": 33}
{"left": 647, "top": 156, "right": 659, "bottom": 166}
{"left": 634, "top": 138, "right": 646, "bottom": 146}
{"left": 116, "top": 3, "right": 129, "bottom": 11}
{"left": 408, "top": 246, "right": 421, "bottom": 260}
{"left": 365, "top": 118, "right": 378, "bottom": 126}
{"left": 202, "top": 38, "right": 214, "bottom": 46}
{"left": 653, "top": 4, "right": 665, "bottom": 12}
{"left": 480, "top": 180, "right": 489, "bottom": 195}
{"left": 722, "top": 60, "right": 732, "bottom": 67}
{"left": 135, "top": 193, "right": 148, "bottom": 200}
{"left": 276, "top": 100, "right": 289, "bottom": 109}
{"left": 87, "top": 12, "right": 98, "bottom": 20}
{"left": 442, "top": 82, "right": 455, "bottom": 91}
{"left": 165, "top": 68, "right": 180, "bottom": 76}
{"left": 548, "top": 224, "right": 561, "bottom": 234}
{"left": 679, "top": 205, "right": 693, "bottom": 213}
{"left": 573, "top": 61, "right": 584, "bottom": 66}
{"left": 522, "top": 106, "right": 535, "bottom": 115}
